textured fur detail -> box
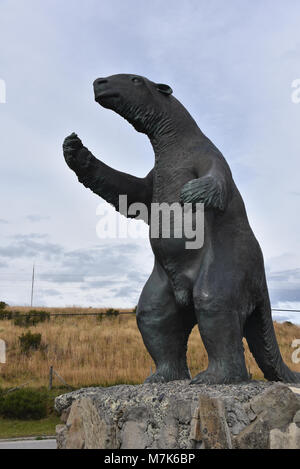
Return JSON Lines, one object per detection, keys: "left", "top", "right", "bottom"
{"left": 180, "top": 176, "right": 227, "bottom": 211}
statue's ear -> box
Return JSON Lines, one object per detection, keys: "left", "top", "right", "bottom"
{"left": 156, "top": 83, "right": 173, "bottom": 96}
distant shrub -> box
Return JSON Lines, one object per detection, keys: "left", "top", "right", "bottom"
{"left": 0, "top": 310, "right": 14, "bottom": 320}
{"left": 14, "top": 315, "right": 28, "bottom": 327}
{"left": 19, "top": 331, "right": 42, "bottom": 354}
{"left": 14, "top": 310, "right": 50, "bottom": 327}
{"left": 97, "top": 313, "right": 105, "bottom": 322}
{"left": 0, "top": 302, "right": 10, "bottom": 320}
{"left": 0, "top": 388, "right": 48, "bottom": 420}
{"left": 132, "top": 305, "right": 137, "bottom": 314}
{"left": 106, "top": 308, "right": 119, "bottom": 317}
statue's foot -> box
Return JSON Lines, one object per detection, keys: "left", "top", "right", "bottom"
{"left": 190, "top": 368, "right": 250, "bottom": 385}
{"left": 144, "top": 372, "right": 167, "bottom": 384}
{"left": 144, "top": 366, "right": 191, "bottom": 384}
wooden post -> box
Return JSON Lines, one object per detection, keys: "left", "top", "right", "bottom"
{"left": 30, "top": 264, "right": 35, "bottom": 308}
{"left": 49, "top": 366, "right": 53, "bottom": 390}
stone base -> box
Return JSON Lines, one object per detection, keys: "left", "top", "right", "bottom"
{"left": 55, "top": 381, "right": 300, "bottom": 449}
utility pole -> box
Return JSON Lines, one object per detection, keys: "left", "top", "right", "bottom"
{"left": 30, "top": 264, "right": 35, "bottom": 308}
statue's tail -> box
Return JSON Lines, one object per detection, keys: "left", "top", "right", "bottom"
{"left": 244, "top": 297, "right": 300, "bottom": 383}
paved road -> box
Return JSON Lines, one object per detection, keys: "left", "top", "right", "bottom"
{"left": 0, "top": 439, "right": 57, "bottom": 449}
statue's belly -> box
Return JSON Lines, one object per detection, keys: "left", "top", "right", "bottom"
{"left": 150, "top": 235, "right": 203, "bottom": 307}
{"left": 150, "top": 236, "right": 202, "bottom": 271}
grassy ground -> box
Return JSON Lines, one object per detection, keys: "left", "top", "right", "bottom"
{"left": 5, "top": 306, "right": 132, "bottom": 315}
{"left": 0, "top": 415, "right": 60, "bottom": 439}
{"left": 0, "top": 307, "right": 299, "bottom": 389}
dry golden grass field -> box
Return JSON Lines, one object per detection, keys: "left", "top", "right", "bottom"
{"left": 0, "top": 307, "right": 299, "bottom": 389}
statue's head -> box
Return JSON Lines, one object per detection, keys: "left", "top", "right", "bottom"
{"left": 93, "top": 74, "right": 175, "bottom": 137}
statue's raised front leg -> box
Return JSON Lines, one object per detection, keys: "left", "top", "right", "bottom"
{"left": 63, "top": 133, "right": 153, "bottom": 219}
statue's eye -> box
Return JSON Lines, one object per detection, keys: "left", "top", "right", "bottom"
{"left": 131, "top": 77, "right": 142, "bottom": 84}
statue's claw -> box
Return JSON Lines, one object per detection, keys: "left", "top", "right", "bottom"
{"left": 63, "top": 133, "right": 91, "bottom": 171}
{"left": 180, "top": 176, "right": 227, "bottom": 211}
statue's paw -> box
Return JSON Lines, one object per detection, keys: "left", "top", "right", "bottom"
{"left": 180, "top": 176, "right": 227, "bottom": 211}
{"left": 190, "top": 370, "right": 222, "bottom": 385}
{"left": 144, "top": 372, "right": 166, "bottom": 384}
{"left": 63, "top": 132, "right": 83, "bottom": 156}
{"left": 63, "top": 133, "right": 91, "bottom": 171}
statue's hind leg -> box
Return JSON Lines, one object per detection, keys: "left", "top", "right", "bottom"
{"left": 137, "top": 262, "right": 196, "bottom": 383}
{"left": 191, "top": 274, "right": 249, "bottom": 385}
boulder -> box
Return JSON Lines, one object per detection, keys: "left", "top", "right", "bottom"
{"left": 234, "top": 383, "right": 300, "bottom": 449}
{"left": 270, "top": 423, "right": 300, "bottom": 449}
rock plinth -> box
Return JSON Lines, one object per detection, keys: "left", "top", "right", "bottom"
{"left": 55, "top": 381, "right": 300, "bottom": 450}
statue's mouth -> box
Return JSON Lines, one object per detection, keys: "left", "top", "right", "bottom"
{"left": 94, "top": 91, "right": 120, "bottom": 104}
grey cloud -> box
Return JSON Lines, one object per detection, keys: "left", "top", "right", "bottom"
{"left": 61, "top": 244, "right": 144, "bottom": 278}
{"left": 38, "top": 243, "right": 150, "bottom": 294}
{"left": 268, "top": 269, "right": 300, "bottom": 282}
{"left": 112, "top": 285, "right": 140, "bottom": 299}
{"left": 80, "top": 279, "right": 120, "bottom": 290}
{"left": 13, "top": 233, "right": 48, "bottom": 240}
{"left": 40, "top": 272, "right": 85, "bottom": 284}
{"left": 126, "top": 270, "right": 149, "bottom": 283}
{"left": 37, "top": 288, "right": 61, "bottom": 297}
{"left": 267, "top": 268, "right": 300, "bottom": 305}
{"left": 0, "top": 219, "right": 9, "bottom": 224}
{"left": 270, "top": 288, "right": 300, "bottom": 304}
{"left": 289, "top": 192, "right": 300, "bottom": 197}
{"left": 0, "top": 238, "right": 63, "bottom": 260}
{"left": 26, "top": 215, "right": 50, "bottom": 223}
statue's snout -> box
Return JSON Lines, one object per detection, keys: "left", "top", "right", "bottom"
{"left": 93, "top": 78, "right": 108, "bottom": 89}
{"left": 93, "top": 77, "right": 119, "bottom": 102}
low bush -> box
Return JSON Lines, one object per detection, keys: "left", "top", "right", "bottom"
{"left": 19, "top": 331, "right": 42, "bottom": 354}
{"left": 0, "top": 388, "right": 48, "bottom": 420}
{"left": 97, "top": 313, "right": 104, "bottom": 322}
{"left": 0, "top": 311, "right": 14, "bottom": 320}
{"left": 106, "top": 308, "right": 120, "bottom": 317}
{"left": 14, "top": 310, "right": 50, "bottom": 327}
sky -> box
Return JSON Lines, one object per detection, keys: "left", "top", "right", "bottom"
{"left": 0, "top": 0, "right": 300, "bottom": 323}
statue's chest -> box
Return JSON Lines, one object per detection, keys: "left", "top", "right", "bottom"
{"left": 152, "top": 157, "right": 196, "bottom": 203}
